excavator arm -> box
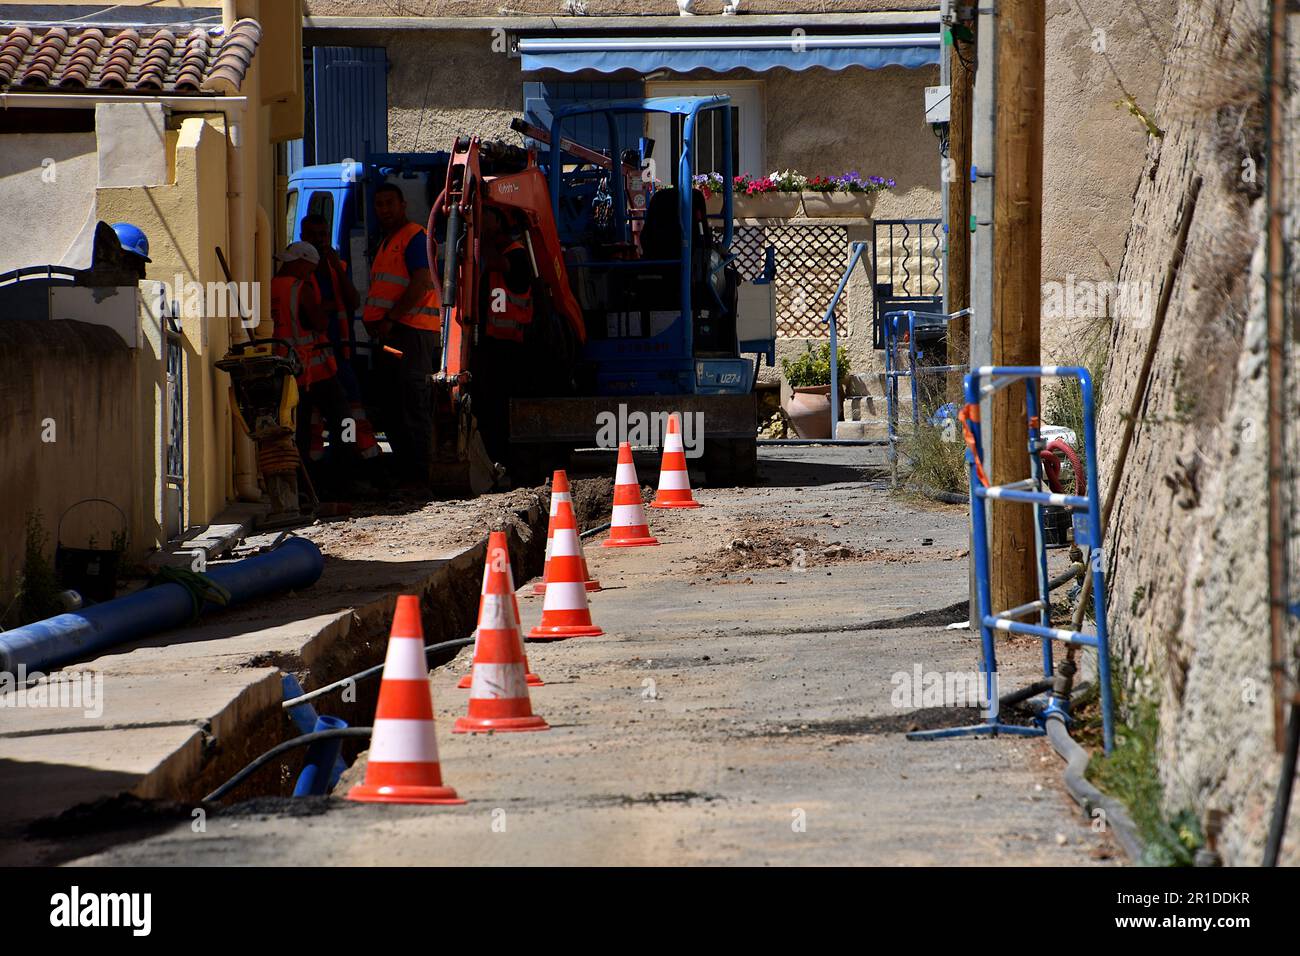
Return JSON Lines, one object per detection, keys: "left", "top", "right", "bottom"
{"left": 422, "top": 134, "right": 590, "bottom": 494}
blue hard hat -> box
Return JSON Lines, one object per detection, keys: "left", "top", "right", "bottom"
{"left": 111, "top": 222, "right": 151, "bottom": 262}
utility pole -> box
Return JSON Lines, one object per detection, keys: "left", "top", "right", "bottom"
{"left": 968, "top": 0, "right": 998, "bottom": 627}
{"left": 990, "top": 0, "right": 1045, "bottom": 613}
{"left": 947, "top": 10, "right": 976, "bottom": 403}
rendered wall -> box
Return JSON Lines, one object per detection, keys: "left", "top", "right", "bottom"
{"left": 0, "top": 132, "right": 98, "bottom": 273}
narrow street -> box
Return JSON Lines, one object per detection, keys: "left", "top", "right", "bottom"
{"left": 77, "top": 447, "right": 1114, "bottom": 866}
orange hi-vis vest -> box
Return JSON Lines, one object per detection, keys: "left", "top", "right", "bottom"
{"left": 309, "top": 255, "right": 352, "bottom": 359}
{"left": 484, "top": 240, "right": 533, "bottom": 343}
{"left": 364, "top": 221, "right": 441, "bottom": 332}
{"left": 271, "top": 275, "right": 337, "bottom": 388}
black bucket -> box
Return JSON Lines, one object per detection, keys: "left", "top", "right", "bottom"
{"left": 1041, "top": 505, "right": 1071, "bottom": 549}
{"left": 55, "top": 498, "right": 127, "bottom": 604}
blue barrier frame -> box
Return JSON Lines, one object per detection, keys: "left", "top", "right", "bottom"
{"left": 882, "top": 308, "right": 969, "bottom": 478}
{"left": 907, "top": 365, "right": 1116, "bottom": 754}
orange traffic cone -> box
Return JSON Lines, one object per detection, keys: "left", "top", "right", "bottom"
{"left": 454, "top": 538, "right": 549, "bottom": 733}
{"left": 529, "top": 498, "right": 605, "bottom": 640}
{"left": 602, "top": 442, "right": 659, "bottom": 547}
{"left": 651, "top": 412, "right": 701, "bottom": 509}
{"left": 535, "top": 469, "right": 601, "bottom": 594}
{"left": 347, "top": 595, "right": 464, "bottom": 805}
{"left": 459, "top": 533, "right": 541, "bottom": 688}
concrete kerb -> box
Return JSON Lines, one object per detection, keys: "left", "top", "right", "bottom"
{"left": 0, "top": 496, "right": 551, "bottom": 861}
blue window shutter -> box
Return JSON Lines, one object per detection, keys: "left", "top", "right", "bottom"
{"left": 312, "top": 47, "right": 388, "bottom": 165}
{"left": 523, "top": 80, "right": 644, "bottom": 157}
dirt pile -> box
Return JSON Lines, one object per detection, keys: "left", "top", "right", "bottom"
{"left": 693, "top": 517, "right": 964, "bottom": 575}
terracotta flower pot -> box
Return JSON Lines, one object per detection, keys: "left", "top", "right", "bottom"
{"left": 800, "top": 192, "right": 877, "bottom": 219}
{"left": 782, "top": 384, "right": 834, "bottom": 439}
{"left": 735, "top": 192, "right": 804, "bottom": 219}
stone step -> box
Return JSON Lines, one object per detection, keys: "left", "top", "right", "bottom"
{"left": 836, "top": 419, "right": 889, "bottom": 440}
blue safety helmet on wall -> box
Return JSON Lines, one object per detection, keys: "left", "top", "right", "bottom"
{"left": 111, "top": 222, "right": 152, "bottom": 262}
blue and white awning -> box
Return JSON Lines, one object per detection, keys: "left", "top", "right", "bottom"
{"left": 518, "top": 33, "right": 941, "bottom": 75}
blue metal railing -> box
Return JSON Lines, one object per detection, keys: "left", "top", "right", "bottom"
{"left": 882, "top": 308, "right": 969, "bottom": 479}
{"left": 907, "top": 365, "right": 1116, "bottom": 754}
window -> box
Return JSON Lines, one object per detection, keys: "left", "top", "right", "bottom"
{"left": 668, "top": 107, "right": 740, "bottom": 188}
{"left": 284, "top": 189, "right": 299, "bottom": 247}
{"left": 523, "top": 80, "right": 646, "bottom": 156}
{"left": 302, "top": 191, "right": 335, "bottom": 240}
{"left": 645, "top": 80, "right": 765, "bottom": 182}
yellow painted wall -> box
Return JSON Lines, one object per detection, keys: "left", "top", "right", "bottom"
{"left": 97, "top": 116, "right": 233, "bottom": 531}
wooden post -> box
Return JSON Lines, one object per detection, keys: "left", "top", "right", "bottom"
{"left": 947, "top": 17, "right": 975, "bottom": 403}
{"left": 990, "top": 0, "right": 1045, "bottom": 613}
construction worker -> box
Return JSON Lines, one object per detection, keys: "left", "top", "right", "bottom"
{"left": 363, "top": 182, "right": 441, "bottom": 490}
{"left": 300, "top": 213, "right": 361, "bottom": 395}
{"left": 474, "top": 205, "right": 535, "bottom": 462}
{"left": 481, "top": 205, "right": 534, "bottom": 344}
{"left": 271, "top": 241, "right": 355, "bottom": 490}
{"left": 110, "top": 222, "right": 151, "bottom": 280}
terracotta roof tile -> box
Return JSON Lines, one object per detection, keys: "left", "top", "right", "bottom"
{"left": 0, "top": 18, "right": 261, "bottom": 96}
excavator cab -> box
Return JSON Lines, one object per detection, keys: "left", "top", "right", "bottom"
{"left": 543, "top": 96, "right": 771, "bottom": 397}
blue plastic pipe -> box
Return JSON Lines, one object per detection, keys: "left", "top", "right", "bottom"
{"left": 282, "top": 674, "right": 349, "bottom": 789}
{"left": 292, "top": 715, "right": 348, "bottom": 797}
{"left": 0, "top": 537, "right": 325, "bottom": 674}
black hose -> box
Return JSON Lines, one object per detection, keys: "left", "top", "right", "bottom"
{"left": 281, "top": 636, "right": 477, "bottom": 709}
{"left": 203, "top": 727, "right": 374, "bottom": 803}
{"left": 580, "top": 522, "right": 611, "bottom": 539}
{"left": 917, "top": 486, "right": 969, "bottom": 506}
{"left": 1264, "top": 701, "right": 1300, "bottom": 865}
{"left": 999, "top": 679, "right": 1053, "bottom": 708}
{"left": 1044, "top": 713, "right": 1145, "bottom": 862}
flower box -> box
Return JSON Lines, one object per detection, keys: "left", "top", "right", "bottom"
{"left": 800, "top": 192, "right": 877, "bottom": 219}
{"left": 734, "top": 192, "right": 804, "bottom": 219}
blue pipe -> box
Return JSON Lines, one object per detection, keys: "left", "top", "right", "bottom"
{"left": 282, "top": 674, "right": 349, "bottom": 789}
{"left": 293, "top": 715, "right": 348, "bottom": 797}
{"left": 0, "top": 537, "right": 325, "bottom": 674}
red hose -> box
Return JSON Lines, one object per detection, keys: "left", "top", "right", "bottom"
{"left": 1039, "top": 438, "right": 1086, "bottom": 496}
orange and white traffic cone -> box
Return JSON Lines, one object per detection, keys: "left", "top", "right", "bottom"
{"left": 529, "top": 498, "right": 605, "bottom": 640}
{"left": 651, "top": 412, "right": 701, "bottom": 509}
{"left": 535, "top": 469, "right": 601, "bottom": 594}
{"left": 347, "top": 595, "right": 464, "bottom": 805}
{"left": 602, "top": 441, "right": 659, "bottom": 547}
{"left": 453, "top": 538, "right": 549, "bottom": 734}
{"left": 459, "top": 532, "right": 541, "bottom": 688}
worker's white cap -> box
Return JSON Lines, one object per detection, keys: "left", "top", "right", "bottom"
{"left": 275, "top": 241, "right": 320, "bottom": 265}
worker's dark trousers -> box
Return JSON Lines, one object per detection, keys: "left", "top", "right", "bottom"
{"left": 379, "top": 322, "right": 440, "bottom": 485}
{"left": 296, "top": 374, "right": 355, "bottom": 482}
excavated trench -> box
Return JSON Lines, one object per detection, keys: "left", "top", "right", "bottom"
{"left": 81, "top": 481, "right": 614, "bottom": 828}
{"left": 194, "top": 479, "right": 618, "bottom": 808}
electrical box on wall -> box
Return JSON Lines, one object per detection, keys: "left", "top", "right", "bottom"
{"left": 925, "top": 85, "right": 951, "bottom": 125}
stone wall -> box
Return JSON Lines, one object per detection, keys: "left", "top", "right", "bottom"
{"left": 1098, "top": 0, "right": 1298, "bottom": 865}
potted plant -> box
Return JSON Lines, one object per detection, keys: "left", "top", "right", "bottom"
{"left": 734, "top": 171, "right": 804, "bottom": 218}
{"left": 801, "top": 172, "right": 894, "bottom": 218}
{"left": 780, "top": 342, "right": 852, "bottom": 439}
